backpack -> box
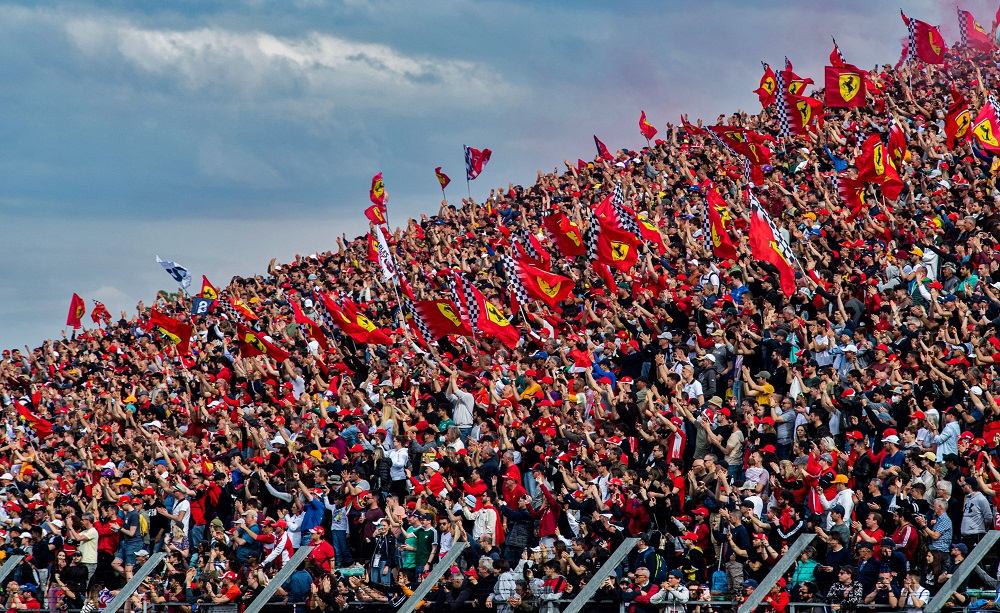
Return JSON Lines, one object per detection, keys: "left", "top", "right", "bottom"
{"left": 711, "top": 569, "right": 730, "bottom": 595}
{"left": 650, "top": 552, "right": 668, "bottom": 583}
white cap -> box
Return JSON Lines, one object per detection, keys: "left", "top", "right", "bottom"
{"left": 103, "top": 461, "right": 116, "bottom": 470}
{"left": 143, "top": 420, "right": 164, "bottom": 430}
{"left": 882, "top": 434, "right": 900, "bottom": 444}
{"left": 0, "top": 473, "right": 13, "bottom": 481}
{"left": 844, "top": 344, "right": 858, "bottom": 353}
{"left": 426, "top": 461, "right": 440, "bottom": 472}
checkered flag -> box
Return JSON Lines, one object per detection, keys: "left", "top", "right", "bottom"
{"left": 311, "top": 290, "right": 337, "bottom": 332}
{"left": 517, "top": 227, "right": 541, "bottom": 261}
{"left": 460, "top": 277, "right": 481, "bottom": 330}
{"left": 832, "top": 36, "right": 847, "bottom": 65}
{"left": 500, "top": 254, "right": 532, "bottom": 308}
{"left": 774, "top": 69, "right": 792, "bottom": 140}
{"left": 445, "top": 272, "right": 476, "bottom": 328}
{"left": 957, "top": 8, "right": 968, "bottom": 48}
{"left": 742, "top": 157, "right": 754, "bottom": 185}
{"left": 903, "top": 11, "right": 916, "bottom": 63}
{"left": 401, "top": 295, "right": 434, "bottom": 343}
{"left": 218, "top": 298, "right": 247, "bottom": 326}
{"left": 611, "top": 182, "right": 642, "bottom": 238}
{"left": 583, "top": 206, "right": 600, "bottom": 261}
{"left": 748, "top": 190, "right": 798, "bottom": 266}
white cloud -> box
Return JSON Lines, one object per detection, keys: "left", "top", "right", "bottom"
{"left": 63, "top": 17, "right": 513, "bottom": 117}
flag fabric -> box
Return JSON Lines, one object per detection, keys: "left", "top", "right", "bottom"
{"left": 369, "top": 172, "right": 387, "bottom": 207}
{"left": 973, "top": 95, "right": 1000, "bottom": 156}
{"left": 457, "top": 274, "right": 519, "bottom": 348}
{"left": 91, "top": 301, "right": 111, "bottom": 325}
{"left": 289, "top": 298, "right": 329, "bottom": 351}
{"left": 585, "top": 207, "right": 639, "bottom": 272}
{"left": 824, "top": 65, "right": 867, "bottom": 108}
{"left": 946, "top": 84, "right": 972, "bottom": 150}
{"left": 706, "top": 190, "right": 738, "bottom": 260}
{"left": 902, "top": 11, "right": 947, "bottom": 64}
{"left": 639, "top": 111, "right": 658, "bottom": 141}
{"left": 435, "top": 167, "right": 451, "bottom": 190}
{"left": 190, "top": 297, "right": 214, "bottom": 317}
{"left": 444, "top": 271, "right": 473, "bottom": 326}
{"left": 148, "top": 309, "right": 193, "bottom": 354}
{"left": 748, "top": 192, "right": 797, "bottom": 297}
{"left": 542, "top": 211, "right": 587, "bottom": 257}
{"left": 375, "top": 227, "right": 398, "bottom": 283}
{"left": 15, "top": 400, "right": 53, "bottom": 439}
{"left": 364, "top": 203, "right": 387, "bottom": 225}
{"left": 994, "top": 4, "right": 1000, "bottom": 38}
{"left": 199, "top": 276, "right": 218, "bottom": 301}
{"left": 834, "top": 174, "right": 868, "bottom": 219}
{"left": 856, "top": 134, "right": 904, "bottom": 200}
{"left": 610, "top": 182, "right": 643, "bottom": 238}
{"left": 958, "top": 8, "right": 994, "bottom": 52}
{"left": 887, "top": 122, "right": 908, "bottom": 170}
{"left": 235, "top": 322, "right": 291, "bottom": 363}
{"left": 156, "top": 256, "right": 193, "bottom": 289}
{"left": 366, "top": 233, "right": 379, "bottom": 263}
{"left": 635, "top": 212, "right": 667, "bottom": 255}
{"left": 830, "top": 37, "right": 846, "bottom": 67}
{"left": 593, "top": 135, "right": 614, "bottom": 161}
{"left": 405, "top": 296, "right": 472, "bottom": 340}
{"left": 706, "top": 126, "right": 773, "bottom": 165}
{"left": 515, "top": 228, "right": 551, "bottom": 270}
{"left": 315, "top": 292, "right": 392, "bottom": 345}
{"left": 501, "top": 254, "right": 575, "bottom": 308}
{"left": 775, "top": 71, "right": 824, "bottom": 138}
{"left": 464, "top": 145, "right": 492, "bottom": 180}
{"left": 576, "top": 158, "right": 588, "bottom": 172}
{"left": 780, "top": 60, "right": 815, "bottom": 95}
{"left": 67, "top": 293, "right": 85, "bottom": 329}
{"left": 754, "top": 62, "right": 777, "bottom": 108}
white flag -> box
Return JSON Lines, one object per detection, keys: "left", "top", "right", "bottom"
{"left": 156, "top": 255, "right": 193, "bottom": 289}
{"left": 375, "top": 228, "right": 398, "bottom": 283}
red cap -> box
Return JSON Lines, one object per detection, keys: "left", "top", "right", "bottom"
{"left": 310, "top": 526, "right": 325, "bottom": 536}
{"left": 759, "top": 445, "right": 776, "bottom": 454}
{"left": 274, "top": 520, "right": 288, "bottom": 529}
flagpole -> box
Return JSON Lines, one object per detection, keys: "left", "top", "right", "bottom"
{"left": 377, "top": 193, "right": 415, "bottom": 345}
{"left": 464, "top": 144, "right": 472, "bottom": 201}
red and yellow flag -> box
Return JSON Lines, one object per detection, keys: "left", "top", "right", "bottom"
{"left": 706, "top": 190, "right": 738, "bottom": 261}
{"left": 15, "top": 400, "right": 53, "bottom": 439}
{"left": 972, "top": 98, "right": 1000, "bottom": 156}
{"left": 290, "top": 299, "right": 329, "bottom": 351}
{"left": 593, "top": 216, "right": 638, "bottom": 272}
{"left": 543, "top": 211, "right": 586, "bottom": 257}
{"left": 148, "top": 309, "right": 193, "bottom": 354}
{"left": 639, "top": 111, "right": 658, "bottom": 141}
{"left": 510, "top": 257, "right": 576, "bottom": 308}
{"left": 199, "top": 275, "right": 218, "bottom": 301}
{"left": 67, "top": 293, "right": 85, "bottom": 329}
{"left": 434, "top": 167, "right": 451, "bottom": 190}
{"left": 946, "top": 84, "right": 972, "bottom": 150}
{"left": 370, "top": 172, "right": 386, "bottom": 207}
{"left": 364, "top": 203, "right": 387, "bottom": 225}
{"left": 754, "top": 63, "right": 777, "bottom": 108}
{"left": 856, "top": 134, "right": 904, "bottom": 200}
{"left": 235, "top": 323, "right": 290, "bottom": 363}
{"left": 412, "top": 299, "right": 473, "bottom": 339}
{"left": 824, "top": 65, "right": 867, "bottom": 108}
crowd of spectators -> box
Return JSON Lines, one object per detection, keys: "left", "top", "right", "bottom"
{"left": 4, "top": 37, "right": 1000, "bottom": 613}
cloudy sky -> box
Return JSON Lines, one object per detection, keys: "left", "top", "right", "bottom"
{"left": 0, "top": 0, "right": 990, "bottom": 349}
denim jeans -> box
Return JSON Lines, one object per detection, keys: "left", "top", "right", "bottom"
{"left": 189, "top": 524, "right": 206, "bottom": 552}
{"left": 332, "top": 530, "right": 353, "bottom": 567}
{"left": 459, "top": 427, "right": 473, "bottom": 444}
{"left": 370, "top": 559, "right": 390, "bottom": 585}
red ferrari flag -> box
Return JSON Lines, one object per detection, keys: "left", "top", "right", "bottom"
{"left": 902, "top": 11, "right": 947, "bottom": 64}
{"left": 946, "top": 84, "right": 972, "bottom": 150}
{"left": 824, "top": 65, "right": 867, "bottom": 108}
{"left": 235, "top": 322, "right": 290, "bottom": 363}
{"left": 586, "top": 210, "right": 639, "bottom": 273}
{"left": 748, "top": 193, "right": 796, "bottom": 297}
{"left": 754, "top": 62, "right": 777, "bottom": 108}
{"left": 15, "top": 400, "right": 53, "bottom": 439}
{"left": 503, "top": 255, "right": 576, "bottom": 308}
{"left": 634, "top": 212, "right": 667, "bottom": 255}
{"left": 887, "top": 122, "right": 908, "bottom": 170}
{"left": 148, "top": 309, "right": 193, "bottom": 354}
{"left": 199, "top": 276, "right": 218, "bottom": 301}
{"left": 289, "top": 299, "right": 329, "bottom": 351}
{"left": 973, "top": 96, "right": 1000, "bottom": 156}
{"left": 369, "top": 172, "right": 386, "bottom": 207}
{"left": 706, "top": 190, "right": 738, "bottom": 261}
{"left": 542, "top": 211, "right": 586, "bottom": 257}
{"left": 91, "top": 301, "right": 111, "bottom": 325}
{"left": 66, "top": 293, "right": 85, "bottom": 329}
{"left": 409, "top": 298, "right": 473, "bottom": 340}
{"left": 364, "top": 203, "right": 387, "bottom": 225}
{"left": 466, "top": 280, "right": 520, "bottom": 348}
{"left": 830, "top": 37, "right": 847, "bottom": 67}
{"left": 707, "top": 126, "right": 773, "bottom": 165}
{"left": 464, "top": 145, "right": 492, "bottom": 180}
{"left": 780, "top": 61, "right": 814, "bottom": 95}
{"left": 434, "top": 167, "right": 451, "bottom": 190}
{"left": 835, "top": 175, "right": 868, "bottom": 220}
{"left": 593, "top": 135, "right": 614, "bottom": 161}
{"left": 639, "top": 111, "right": 658, "bottom": 141}
{"left": 958, "top": 8, "right": 993, "bottom": 52}
{"left": 856, "top": 134, "right": 904, "bottom": 200}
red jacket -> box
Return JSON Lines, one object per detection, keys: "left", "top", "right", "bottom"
{"left": 537, "top": 485, "right": 562, "bottom": 538}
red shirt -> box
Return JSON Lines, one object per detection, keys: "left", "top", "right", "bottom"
{"left": 308, "top": 539, "right": 336, "bottom": 572}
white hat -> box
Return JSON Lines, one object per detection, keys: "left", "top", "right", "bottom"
{"left": 882, "top": 434, "right": 900, "bottom": 444}
{"left": 50, "top": 519, "right": 64, "bottom": 529}
{"left": 0, "top": 473, "right": 13, "bottom": 481}
{"left": 143, "top": 420, "right": 164, "bottom": 430}
{"left": 701, "top": 354, "right": 717, "bottom": 363}
{"left": 103, "top": 461, "right": 116, "bottom": 470}
{"left": 844, "top": 344, "right": 858, "bottom": 353}
{"left": 426, "top": 461, "right": 440, "bottom": 472}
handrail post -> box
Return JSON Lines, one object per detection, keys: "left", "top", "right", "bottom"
{"left": 562, "top": 538, "right": 639, "bottom": 613}
{"left": 102, "top": 553, "right": 167, "bottom": 613}
{"left": 926, "top": 531, "right": 1000, "bottom": 613}
{"left": 0, "top": 555, "right": 25, "bottom": 585}
{"left": 243, "top": 545, "right": 314, "bottom": 613}
{"left": 397, "top": 542, "right": 469, "bottom": 613}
